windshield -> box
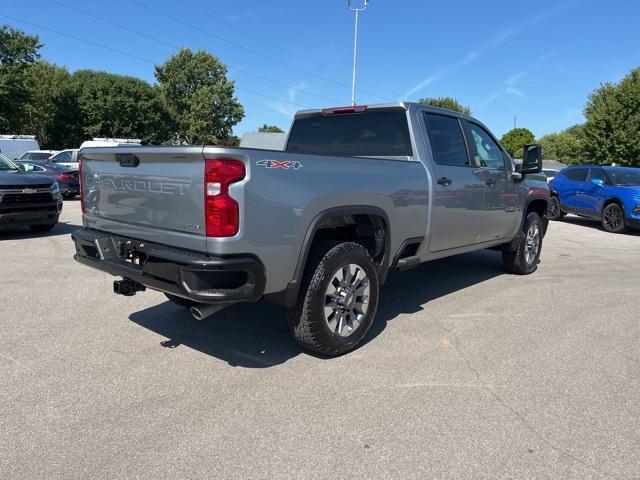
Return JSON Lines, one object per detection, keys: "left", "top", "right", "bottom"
{"left": 29, "top": 152, "right": 54, "bottom": 161}
{"left": 0, "top": 152, "right": 18, "bottom": 171}
{"left": 607, "top": 169, "right": 640, "bottom": 186}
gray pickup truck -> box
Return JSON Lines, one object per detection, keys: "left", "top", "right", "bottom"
{"left": 72, "top": 102, "right": 549, "bottom": 355}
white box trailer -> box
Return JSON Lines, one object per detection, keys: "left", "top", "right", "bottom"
{"left": 0, "top": 135, "right": 40, "bottom": 160}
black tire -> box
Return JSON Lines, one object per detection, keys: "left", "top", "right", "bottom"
{"left": 547, "top": 196, "right": 564, "bottom": 221}
{"left": 164, "top": 293, "right": 197, "bottom": 308}
{"left": 601, "top": 203, "right": 627, "bottom": 233}
{"left": 287, "top": 241, "right": 379, "bottom": 356}
{"left": 503, "top": 212, "right": 544, "bottom": 275}
{"left": 29, "top": 222, "right": 57, "bottom": 232}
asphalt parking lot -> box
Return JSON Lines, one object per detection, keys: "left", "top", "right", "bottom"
{"left": 1, "top": 201, "right": 639, "bottom": 480}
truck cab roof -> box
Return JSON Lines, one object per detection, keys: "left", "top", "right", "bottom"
{"left": 294, "top": 102, "right": 474, "bottom": 120}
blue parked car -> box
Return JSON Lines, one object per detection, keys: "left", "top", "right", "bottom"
{"left": 548, "top": 166, "right": 640, "bottom": 233}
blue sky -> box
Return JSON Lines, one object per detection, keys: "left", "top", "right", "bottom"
{"left": 2, "top": 0, "right": 638, "bottom": 139}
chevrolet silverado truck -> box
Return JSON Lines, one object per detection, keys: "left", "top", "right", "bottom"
{"left": 0, "top": 152, "right": 62, "bottom": 232}
{"left": 72, "top": 102, "right": 549, "bottom": 355}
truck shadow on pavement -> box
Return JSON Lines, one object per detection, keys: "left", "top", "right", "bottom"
{"left": 560, "top": 216, "right": 640, "bottom": 236}
{"left": 0, "top": 221, "right": 81, "bottom": 240}
{"left": 128, "top": 249, "right": 504, "bottom": 368}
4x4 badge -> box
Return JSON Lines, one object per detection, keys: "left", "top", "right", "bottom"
{"left": 256, "top": 160, "right": 302, "bottom": 170}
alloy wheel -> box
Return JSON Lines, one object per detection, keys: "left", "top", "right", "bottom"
{"left": 324, "top": 263, "right": 370, "bottom": 337}
{"left": 603, "top": 205, "right": 623, "bottom": 230}
{"left": 525, "top": 223, "right": 540, "bottom": 265}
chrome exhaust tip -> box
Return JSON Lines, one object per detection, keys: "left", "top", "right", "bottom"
{"left": 189, "top": 303, "right": 229, "bottom": 321}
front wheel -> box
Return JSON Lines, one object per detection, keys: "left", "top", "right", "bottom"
{"left": 503, "top": 212, "right": 544, "bottom": 275}
{"left": 602, "top": 203, "right": 627, "bottom": 233}
{"left": 287, "top": 241, "right": 379, "bottom": 356}
{"left": 547, "top": 196, "right": 564, "bottom": 221}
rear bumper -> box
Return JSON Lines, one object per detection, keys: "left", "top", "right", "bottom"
{"left": 0, "top": 201, "right": 62, "bottom": 229}
{"left": 72, "top": 228, "right": 265, "bottom": 305}
{"left": 61, "top": 187, "right": 79, "bottom": 196}
{"left": 60, "top": 181, "right": 79, "bottom": 196}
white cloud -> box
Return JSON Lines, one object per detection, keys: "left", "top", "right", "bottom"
{"left": 478, "top": 72, "right": 527, "bottom": 111}
{"left": 505, "top": 72, "right": 526, "bottom": 86}
{"left": 479, "top": 91, "right": 503, "bottom": 110}
{"left": 404, "top": 73, "right": 444, "bottom": 99}
{"left": 403, "top": 1, "right": 577, "bottom": 99}
{"left": 268, "top": 81, "right": 308, "bottom": 117}
{"left": 506, "top": 87, "right": 525, "bottom": 98}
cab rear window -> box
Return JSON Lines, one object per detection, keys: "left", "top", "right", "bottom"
{"left": 286, "top": 110, "right": 413, "bottom": 157}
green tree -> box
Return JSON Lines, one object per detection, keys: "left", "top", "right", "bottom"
{"left": 72, "top": 70, "right": 173, "bottom": 145}
{"left": 21, "top": 61, "right": 76, "bottom": 148}
{"left": 218, "top": 136, "right": 240, "bottom": 147}
{"left": 155, "top": 48, "right": 244, "bottom": 144}
{"left": 0, "top": 25, "right": 42, "bottom": 132}
{"left": 258, "top": 124, "right": 284, "bottom": 133}
{"left": 418, "top": 96, "right": 472, "bottom": 115}
{"left": 500, "top": 128, "right": 535, "bottom": 158}
{"left": 538, "top": 125, "right": 585, "bottom": 164}
{"left": 582, "top": 68, "right": 640, "bottom": 166}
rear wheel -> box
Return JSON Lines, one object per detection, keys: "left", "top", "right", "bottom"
{"left": 503, "top": 212, "right": 544, "bottom": 275}
{"left": 547, "top": 196, "right": 564, "bottom": 221}
{"left": 287, "top": 241, "right": 379, "bottom": 356}
{"left": 602, "top": 203, "right": 626, "bottom": 233}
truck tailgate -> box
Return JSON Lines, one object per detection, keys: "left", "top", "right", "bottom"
{"left": 81, "top": 146, "right": 206, "bottom": 252}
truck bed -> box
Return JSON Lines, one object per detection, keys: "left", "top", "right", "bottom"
{"left": 80, "top": 145, "right": 428, "bottom": 294}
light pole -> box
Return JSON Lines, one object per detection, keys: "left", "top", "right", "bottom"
{"left": 348, "top": 0, "right": 369, "bottom": 106}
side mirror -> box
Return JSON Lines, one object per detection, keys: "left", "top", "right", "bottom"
{"left": 16, "top": 163, "right": 26, "bottom": 171}
{"left": 591, "top": 178, "right": 604, "bottom": 187}
{"left": 521, "top": 144, "right": 543, "bottom": 175}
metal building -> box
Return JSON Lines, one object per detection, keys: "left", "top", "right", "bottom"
{"left": 239, "top": 132, "right": 287, "bottom": 151}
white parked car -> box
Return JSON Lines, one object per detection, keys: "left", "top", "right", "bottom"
{"left": 17, "top": 150, "right": 59, "bottom": 161}
{"left": 0, "top": 135, "right": 40, "bottom": 160}
{"left": 48, "top": 149, "right": 80, "bottom": 170}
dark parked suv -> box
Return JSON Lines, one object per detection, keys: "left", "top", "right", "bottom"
{"left": 548, "top": 166, "right": 640, "bottom": 233}
{"left": 0, "top": 153, "right": 63, "bottom": 232}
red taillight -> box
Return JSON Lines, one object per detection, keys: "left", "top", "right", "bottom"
{"left": 321, "top": 105, "right": 368, "bottom": 115}
{"left": 78, "top": 155, "right": 85, "bottom": 213}
{"left": 204, "top": 158, "right": 245, "bottom": 237}
{"left": 57, "top": 173, "right": 73, "bottom": 181}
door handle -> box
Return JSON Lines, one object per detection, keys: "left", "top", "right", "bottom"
{"left": 485, "top": 179, "right": 497, "bottom": 187}
{"left": 437, "top": 177, "right": 452, "bottom": 186}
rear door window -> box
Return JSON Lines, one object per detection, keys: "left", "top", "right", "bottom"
{"left": 588, "top": 168, "right": 608, "bottom": 183}
{"left": 564, "top": 169, "right": 588, "bottom": 182}
{"left": 423, "top": 113, "right": 470, "bottom": 167}
{"left": 286, "top": 110, "right": 413, "bottom": 157}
